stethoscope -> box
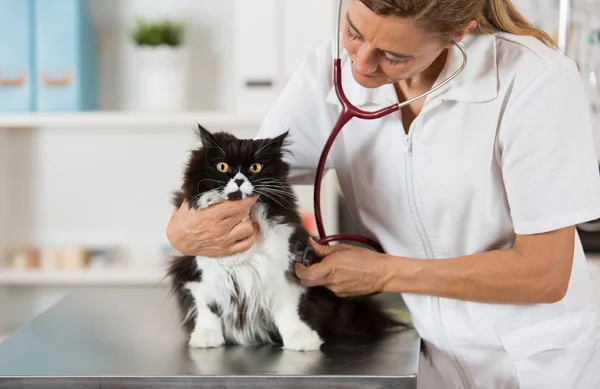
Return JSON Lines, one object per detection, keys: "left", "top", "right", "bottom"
{"left": 301, "top": 0, "right": 468, "bottom": 265}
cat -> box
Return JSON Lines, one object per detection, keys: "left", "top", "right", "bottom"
{"left": 166, "top": 124, "right": 405, "bottom": 351}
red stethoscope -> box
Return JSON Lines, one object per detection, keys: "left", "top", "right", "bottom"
{"left": 302, "top": 0, "right": 468, "bottom": 264}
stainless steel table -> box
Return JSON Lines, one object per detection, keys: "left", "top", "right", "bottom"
{"left": 0, "top": 286, "right": 419, "bottom": 388}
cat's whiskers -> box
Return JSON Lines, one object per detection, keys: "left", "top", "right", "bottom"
{"left": 188, "top": 194, "right": 203, "bottom": 208}
{"left": 253, "top": 182, "right": 292, "bottom": 193}
{"left": 254, "top": 192, "right": 287, "bottom": 209}
{"left": 196, "top": 179, "right": 225, "bottom": 195}
{"left": 253, "top": 139, "right": 279, "bottom": 158}
{"left": 253, "top": 187, "right": 294, "bottom": 207}
{"left": 253, "top": 182, "right": 288, "bottom": 192}
{"left": 253, "top": 189, "right": 291, "bottom": 209}
{"left": 253, "top": 174, "right": 288, "bottom": 184}
{"left": 255, "top": 188, "right": 293, "bottom": 199}
{"left": 253, "top": 183, "right": 291, "bottom": 193}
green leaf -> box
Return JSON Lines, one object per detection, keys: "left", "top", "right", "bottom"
{"left": 130, "top": 17, "right": 186, "bottom": 47}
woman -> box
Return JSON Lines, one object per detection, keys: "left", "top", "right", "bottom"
{"left": 167, "top": 0, "right": 600, "bottom": 388}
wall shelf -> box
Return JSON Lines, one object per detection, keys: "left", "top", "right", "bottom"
{"left": 0, "top": 269, "right": 166, "bottom": 287}
{"left": 0, "top": 111, "right": 264, "bottom": 129}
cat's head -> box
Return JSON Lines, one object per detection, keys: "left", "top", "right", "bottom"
{"left": 181, "top": 124, "right": 292, "bottom": 208}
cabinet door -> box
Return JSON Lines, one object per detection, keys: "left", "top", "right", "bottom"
{"left": 233, "top": 0, "right": 281, "bottom": 115}
{"left": 233, "top": 0, "right": 337, "bottom": 115}
{"left": 282, "top": 0, "right": 337, "bottom": 80}
{"left": 34, "top": 0, "right": 96, "bottom": 111}
{"left": 0, "top": 0, "right": 34, "bottom": 112}
{"left": 0, "top": 129, "right": 8, "bottom": 265}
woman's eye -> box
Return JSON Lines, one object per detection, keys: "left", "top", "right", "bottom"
{"left": 345, "top": 25, "right": 362, "bottom": 42}
{"left": 216, "top": 162, "right": 229, "bottom": 173}
{"left": 382, "top": 54, "right": 409, "bottom": 66}
{"left": 249, "top": 163, "right": 262, "bottom": 174}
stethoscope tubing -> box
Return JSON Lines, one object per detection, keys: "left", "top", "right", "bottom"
{"left": 301, "top": 0, "right": 468, "bottom": 263}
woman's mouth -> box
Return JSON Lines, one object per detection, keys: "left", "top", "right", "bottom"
{"left": 357, "top": 72, "right": 377, "bottom": 79}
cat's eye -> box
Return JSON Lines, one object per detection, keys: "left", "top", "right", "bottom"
{"left": 249, "top": 163, "right": 262, "bottom": 174}
{"left": 216, "top": 162, "right": 229, "bottom": 173}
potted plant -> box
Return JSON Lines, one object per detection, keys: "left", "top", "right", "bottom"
{"left": 130, "top": 17, "right": 188, "bottom": 111}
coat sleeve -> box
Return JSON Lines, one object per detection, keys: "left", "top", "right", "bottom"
{"left": 497, "top": 57, "right": 600, "bottom": 234}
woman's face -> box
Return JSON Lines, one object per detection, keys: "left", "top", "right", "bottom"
{"left": 342, "top": 0, "right": 450, "bottom": 88}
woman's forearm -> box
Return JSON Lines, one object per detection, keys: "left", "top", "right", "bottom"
{"left": 381, "top": 247, "right": 571, "bottom": 304}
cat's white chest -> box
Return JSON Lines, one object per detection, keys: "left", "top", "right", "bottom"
{"left": 192, "top": 204, "right": 301, "bottom": 345}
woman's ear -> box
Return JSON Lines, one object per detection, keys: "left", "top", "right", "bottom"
{"left": 452, "top": 20, "right": 478, "bottom": 46}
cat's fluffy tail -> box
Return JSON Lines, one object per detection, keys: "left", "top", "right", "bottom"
{"left": 299, "top": 286, "right": 410, "bottom": 340}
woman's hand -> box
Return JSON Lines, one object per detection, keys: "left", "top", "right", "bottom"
{"left": 294, "top": 239, "right": 393, "bottom": 297}
{"left": 166, "top": 196, "right": 259, "bottom": 258}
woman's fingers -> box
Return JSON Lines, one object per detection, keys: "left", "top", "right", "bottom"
{"left": 218, "top": 196, "right": 259, "bottom": 222}
{"left": 228, "top": 223, "right": 259, "bottom": 255}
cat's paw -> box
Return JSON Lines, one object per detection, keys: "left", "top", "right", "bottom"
{"left": 282, "top": 327, "right": 323, "bottom": 351}
{"left": 189, "top": 328, "right": 225, "bottom": 348}
{"left": 294, "top": 245, "right": 321, "bottom": 267}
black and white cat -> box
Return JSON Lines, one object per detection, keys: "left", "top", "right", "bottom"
{"left": 167, "top": 124, "right": 404, "bottom": 351}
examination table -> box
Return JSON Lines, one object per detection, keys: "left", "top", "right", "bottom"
{"left": 0, "top": 286, "right": 419, "bottom": 388}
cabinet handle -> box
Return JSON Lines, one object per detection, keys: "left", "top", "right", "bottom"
{"left": 245, "top": 79, "right": 274, "bottom": 88}
{"left": 0, "top": 71, "right": 26, "bottom": 87}
{"left": 42, "top": 71, "right": 72, "bottom": 87}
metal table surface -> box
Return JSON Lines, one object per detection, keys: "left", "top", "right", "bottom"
{"left": 0, "top": 286, "right": 419, "bottom": 388}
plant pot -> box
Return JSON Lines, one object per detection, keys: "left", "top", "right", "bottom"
{"left": 136, "top": 45, "right": 189, "bottom": 111}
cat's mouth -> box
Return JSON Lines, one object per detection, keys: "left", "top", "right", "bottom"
{"left": 223, "top": 174, "right": 254, "bottom": 201}
{"left": 226, "top": 187, "right": 254, "bottom": 201}
{"left": 227, "top": 191, "right": 245, "bottom": 201}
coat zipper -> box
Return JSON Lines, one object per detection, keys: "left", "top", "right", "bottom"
{"left": 404, "top": 132, "right": 472, "bottom": 388}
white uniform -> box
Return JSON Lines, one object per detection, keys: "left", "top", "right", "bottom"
{"left": 255, "top": 32, "right": 600, "bottom": 389}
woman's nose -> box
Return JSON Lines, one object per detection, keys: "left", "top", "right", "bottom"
{"left": 353, "top": 46, "right": 378, "bottom": 75}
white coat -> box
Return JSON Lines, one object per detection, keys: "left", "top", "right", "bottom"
{"left": 255, "top": 32, "right": 600, "bottom": 389}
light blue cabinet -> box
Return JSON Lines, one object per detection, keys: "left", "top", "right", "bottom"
{"left": 34, "top": 0, "right": 97, "bottom": 111}
{"left": 0, "top": 0, "right": 35, "bottom": 112}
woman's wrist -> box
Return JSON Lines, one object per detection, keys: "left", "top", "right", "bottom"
{"left": 379, "top": 253, "right": 419, "bottom": 294}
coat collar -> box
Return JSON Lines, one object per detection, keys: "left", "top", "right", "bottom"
{"left": 326, "top": 33, "right": 499, "bottom": 108}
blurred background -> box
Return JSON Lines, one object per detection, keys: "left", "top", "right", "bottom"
{"left": 1, "top": 0, "right": 600, "bottom": 342}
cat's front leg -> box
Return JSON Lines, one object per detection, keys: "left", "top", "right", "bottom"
{"left": 185, "top": 282, "right": 225, "bottom": 348}
{"left": 290, "top": 228, "right": 321, "bottom": 267}
{"left": 272, "top": 287, "right": 323, "bottom": 351}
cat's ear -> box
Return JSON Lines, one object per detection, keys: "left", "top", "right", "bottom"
{"left": 271, "top": 130, "right": 291, "bottom": 151}
{"left": 196, "top": 123, "right": 216, "bottom": 147}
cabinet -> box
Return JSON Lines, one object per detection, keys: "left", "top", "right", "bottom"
{"left": 0, "top": 0, "right": 35, "bottom": 111}
{"left": 232, "top": 0, "right": 337, "bottom": 115}
{"left": 0, "top": 130, "right": 8, "bottom": 266}
{"left": 33, "top": 0, "right": 98, "bottom": 111}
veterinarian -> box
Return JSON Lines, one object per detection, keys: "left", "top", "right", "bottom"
{"left": 167, "top": 0, "right": 600, "bottom": 388}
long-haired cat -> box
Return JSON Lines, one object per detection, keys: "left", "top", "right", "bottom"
{"left": 167, "top": 124, "right": 404, "bottom": 351}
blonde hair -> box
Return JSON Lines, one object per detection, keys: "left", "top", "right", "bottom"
{"left": 358, "top": 0, "right": 557, "bottom": 49}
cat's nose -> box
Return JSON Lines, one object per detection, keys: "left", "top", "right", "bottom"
{"left": 234, "top": 179, "right": 245, "bottom": 187}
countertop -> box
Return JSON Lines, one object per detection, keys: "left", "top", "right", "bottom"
{"left": 0, "top": 286, "right": 419, "bottom": 388}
